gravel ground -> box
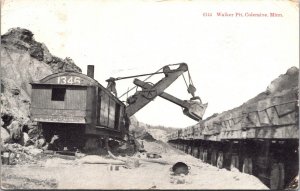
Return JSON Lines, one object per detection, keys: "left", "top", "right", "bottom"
{"left": 1, "top": 141, "right": 269, "bottom": 190}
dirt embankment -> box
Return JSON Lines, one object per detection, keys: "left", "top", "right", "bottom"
{"left": 1, "top": 27, "right": 82, "bottom": 147}
{"left": 200, "top": 66, "right": 299, "bottom": 135}
{"left": 129, "top": 116, "right": 179, "bottom": 142}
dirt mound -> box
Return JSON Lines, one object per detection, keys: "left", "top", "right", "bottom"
{"left": 229, "top": 66, "right": 297, "bottom": 113}
{"left": 140, "top": 132, "right": 156, "bottom": 142}
{"left": 246, "top": 66, "right": 298, "bottom": 105}
{"left": 129, "top": 116, "right": 178, "bottom": 143}
{"left": 267, "top": 66, "right": 298, "bottom": 94}
{"left": 197, "top": 66, "right": 298, "bottom": 136}
{"left": 1, "top": 27, "right": 82, "bottom": 147}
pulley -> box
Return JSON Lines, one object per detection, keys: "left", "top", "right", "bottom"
{"left": 141, "top": 82, "right": 157, "bottom": 100}
{"left": 187, "top": 84, "right": 196, "bottom": 97}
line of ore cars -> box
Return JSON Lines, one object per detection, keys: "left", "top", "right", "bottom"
{"left": 167, "top": 67, "right": 299, "bottom": 190}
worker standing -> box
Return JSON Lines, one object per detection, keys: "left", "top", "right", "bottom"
{"left": 106, "top": 77, "right": 117, "bottom": 96}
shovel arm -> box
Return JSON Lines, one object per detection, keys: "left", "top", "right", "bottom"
{"left": 125, "top": 63, "right": 188, "bottom": 117}
{"left": 134, "top": 79, "right": 208, "bottom": 121}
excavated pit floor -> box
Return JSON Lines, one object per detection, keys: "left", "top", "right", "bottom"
{"left": 1, "top": 140, "right": 269, "bottom": 190}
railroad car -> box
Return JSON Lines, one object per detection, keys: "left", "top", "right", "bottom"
{"left": 168, "top": 68, "right": 299, "bottom": 189}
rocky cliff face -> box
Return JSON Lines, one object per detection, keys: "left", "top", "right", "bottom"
{"left": 1, "top": 27, "right": 81, "bottom": 96}
{"left": 1, "top": 28, "right": 82, "bottom": 144}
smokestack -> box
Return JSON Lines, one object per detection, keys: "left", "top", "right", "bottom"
{"left": 87, "top": 65, "right": 94, "bottom": 79}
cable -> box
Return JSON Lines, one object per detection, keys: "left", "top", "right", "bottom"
{"left": 118, "top": 66, "right": 165, "bottom": 99}
{"left": 182, "top": 74, "right": 189, "bottom": 89}
{"left": 118, "top": 85, "right": 137, "bottom": 100}
{"left": 118, "top": 63, "right": 190, "bottom": 99}
{"left": 187, "top": 70, "right": 194, "bottom": 86}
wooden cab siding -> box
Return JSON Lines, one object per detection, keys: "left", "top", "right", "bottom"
{"left": 30, "top": 72, "right": 126, "bottom": 135}
{"left": 31, "top": 84, "right": 91, "bottom": 123}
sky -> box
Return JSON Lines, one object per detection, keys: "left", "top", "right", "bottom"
{"left": 1, "top": 0, "right": 299, "bottom": 128}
